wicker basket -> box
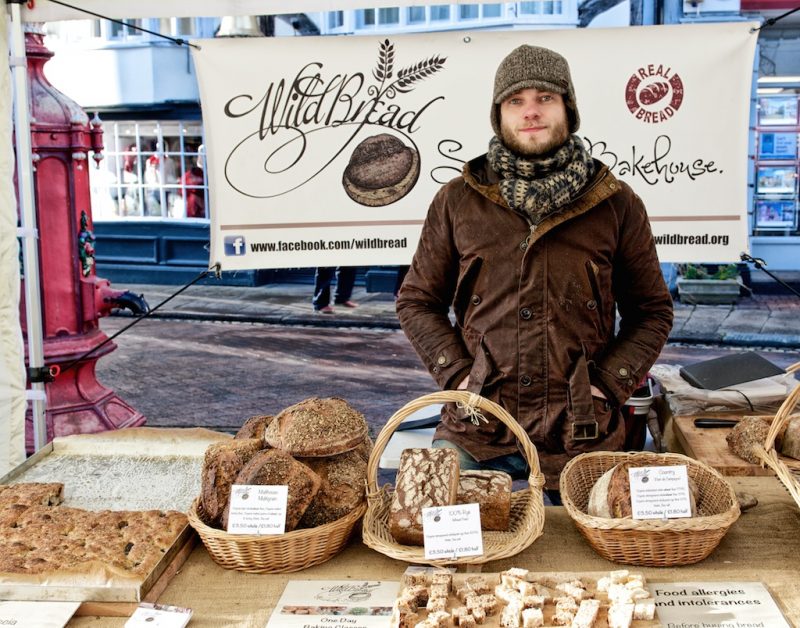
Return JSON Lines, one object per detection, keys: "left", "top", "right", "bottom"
{"left": 362, "top": 390, "right": 545, "bottom": 566}
{"left": 753, "top": 361, "right": 800, "bottom": 509}
{"left": 187, "top": 497, "right": 366, "bottom": 573}
{"left": 560, "top": 451, "right": 740, "bottom": 567}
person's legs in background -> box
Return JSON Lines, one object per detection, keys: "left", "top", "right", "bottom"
{"left": 312, "top": 267, "right": 336, "bottom": 313}
{"left": 333, "top": 266, "right": 358, "bottom": 308}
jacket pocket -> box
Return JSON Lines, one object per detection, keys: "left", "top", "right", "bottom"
{"left": 585, "top": 260, "right": 608, "bottom": 338}
{"left": 453, "top": 256, "right": 483, "bottom": 323}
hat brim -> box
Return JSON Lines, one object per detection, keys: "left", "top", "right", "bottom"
{"left": 494, "top": 79, "right": 567, "bottom": 104}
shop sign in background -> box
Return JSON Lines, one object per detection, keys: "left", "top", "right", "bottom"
{"left": 193, "top": 23, "right": 757, "bottom": 270}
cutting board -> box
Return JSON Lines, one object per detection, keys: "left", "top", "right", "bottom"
{"left": 394, "top": 571, "right": 659, "bottom": 627}
{"left": 673, "top": 415, "right": 800, "bottom": 476}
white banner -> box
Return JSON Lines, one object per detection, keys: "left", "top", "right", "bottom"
{"left": 193, "top": 23, "right": 758, "bottom": 270}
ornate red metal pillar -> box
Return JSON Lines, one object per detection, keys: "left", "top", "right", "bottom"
{"left": 19, "top": 26, "right": 146, "bottom": 450}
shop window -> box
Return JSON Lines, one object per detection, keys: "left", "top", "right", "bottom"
{"left": 460, "top": 5, "right": 480, "bottom": 19}
{"left": 90, "top": 120, "right": 208, "bottom": 221}
{"left": 753, "top": 92, "right": 800, "bottom": 235}
{"left": 518, "top": 0, "right": 563, "bottom": 15}
{"left": 407, "top": 6, "right": 427, "bottom": 23}
{"left": 430, "top": 5, "right": 451, "bottom": 20}
{"left": 483, "top": 4, "right": 504, "bottom": 17}
{"left": 328, "top": 11, "right": 344, "bottom": 29}
{"left": 356, "top": 9, "right": 376, "bottom": 28}
{"left": 378, "top": 7, "right": 401, "bottom": 24}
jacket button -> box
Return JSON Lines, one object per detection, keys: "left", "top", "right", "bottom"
{"left": 437, "top": 355, "right": 447, "bottom": 365}
{"left": 520, "top": 307, "right": 532, "bottom": 320}
{"left": 471, "top": 295, "right": 481, "bottom": 305}
{"left": 433, "top": 366, "right": 440, "bottom": 374}
{"left": 520, "top": 241, "right": 528, "bottom": 251}
{"left": 520, "top": 375, "right": 532, "bottom": 387}
{"left": 586, "top": 300, "right": 597, "bottom": 310}
{"left": 618, "top": 367, "right": 629, "bottom": 377}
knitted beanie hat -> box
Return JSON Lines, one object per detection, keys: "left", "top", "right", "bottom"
{"left": 490, "top": 44, "right": 580, "bottom": 136}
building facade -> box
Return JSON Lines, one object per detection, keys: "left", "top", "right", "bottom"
{"left": 40, "top": 3, "right": 800, "bottom": 284}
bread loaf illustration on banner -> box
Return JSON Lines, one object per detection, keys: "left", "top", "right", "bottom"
{"left": 343, "top": 133, "right": 420, "bottom": 207}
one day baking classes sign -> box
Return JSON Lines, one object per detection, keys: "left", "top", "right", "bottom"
{"left": 192, "top": 23, "right": 757, "bottom": 270}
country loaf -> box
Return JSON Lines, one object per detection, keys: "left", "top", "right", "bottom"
{"left": 200, "top": 438, "right": 263, "bottom": 525}
{"left": 298, "top": 449, "right": 367, "bottom": 527}
{"left": 456, "top": 470, "right": 512, "bottom": 531}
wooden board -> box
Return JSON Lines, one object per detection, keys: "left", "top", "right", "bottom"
{"left": 673, "top": 415, "right": 800, "bottom": 476}
{"left": 393, "top": 571, "right": 659, "bottom": 627}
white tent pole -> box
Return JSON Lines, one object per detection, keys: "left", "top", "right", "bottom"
{"left": 9, "top": 4, "right": 47, "bottom": 452}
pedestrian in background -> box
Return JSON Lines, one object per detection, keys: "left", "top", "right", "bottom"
{"left": 312, "top": 267, "right": 358, "bottom": 314}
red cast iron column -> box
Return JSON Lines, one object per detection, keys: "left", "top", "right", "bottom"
{"left": 19, "top": 26, "right": 145, "bottom": 449}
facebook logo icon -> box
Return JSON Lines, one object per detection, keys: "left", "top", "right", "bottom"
{"left": 224, "top": 235, "right": 246, "bottom": 256}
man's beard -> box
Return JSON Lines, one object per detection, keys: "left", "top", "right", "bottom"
{"left": 500, "top": 119, "right": 569, "bottom": 157}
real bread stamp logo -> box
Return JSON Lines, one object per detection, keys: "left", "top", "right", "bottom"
{"left": 625, "top": 64, "right": 684, "bottom": 123}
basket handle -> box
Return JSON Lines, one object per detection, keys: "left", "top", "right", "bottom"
{"left": 366, "top": 390, "right": 543, "bottom": 497}
{"left": 764, "top": 381, "right": 800, "bottom": 451}
{"left": 786, "top": 361, "right": 800, "bottom": 374}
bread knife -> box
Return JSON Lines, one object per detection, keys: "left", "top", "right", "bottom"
{"left": 693, "top": 418, "right": 739, "bottom": 428}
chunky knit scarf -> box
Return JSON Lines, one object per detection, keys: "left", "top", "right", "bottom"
{"left": 487, "top": 134, "right": 596, "bottom": 226}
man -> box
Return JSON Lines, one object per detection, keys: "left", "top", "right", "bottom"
{"left": 396, "top": 45, "right": 673, "bottom": 496}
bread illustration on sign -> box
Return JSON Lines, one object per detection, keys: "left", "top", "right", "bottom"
{"left": 342, "top": 133, "right": 420, "bottom": 207}
{"left": 587, "top": 461, "right": 699, "bottom": 518}
{"left": 264, "top": 397, "right": 369, "bottom": 456}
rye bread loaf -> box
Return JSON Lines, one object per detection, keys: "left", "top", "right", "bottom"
{"left": 298, "top": 449, "right": 367, "bottom": 527}
{"left": 727, "top": 416, "right": 771, "bottom": 464}
{"left": 588, "top": 462, "right": 699, "bottom": 518}
{"left": 200, "top": 438, "right": 263, "bottom": 525}
{"left": 389, "top": 448, "right": 459, "bottom": 545}
{"left": 234, "top": 414, "right": 274, "bottom": 441}
{"left": 225, "top": 449, "right": 321, "bottom": 532}
{"left": 264, "top": 397, "right": 368, "bottom": 457}
{"left": 456, "top": 470, "right": 512, "bottom": 531}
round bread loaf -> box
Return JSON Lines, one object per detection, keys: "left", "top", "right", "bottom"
{"left": 264, "top": 397, "right": 369, "bottom": 457}
{"left": 727, "top": 416, "right": 770, "bottom": 464}
{"left": 342, "top": 134, "right": 420, "bottom": 207}
{"left": 588, "top": 462, "right": 699, "bottom": 519}
{"left": 234, "top": 414, "right": 274, "bottom": 442}
{"left": 297, "top": 449, "right": 367, "bottom": 527}
{"left": 223, "top": 449, "right": 321, "bottom": 532}
{"left": 200, "top": 438, "right": 263, "bottom": 525}
{"left": 779, "top": 416, "right": 800, "bottom": 460}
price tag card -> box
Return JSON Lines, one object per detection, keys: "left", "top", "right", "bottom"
{"left": 629, "top": 465, "right": 693, "bottom": 519}
{"left": 125, "top": 603, "right": 192, "bottom": 628}
{"left": 0, "top": 600, "right": 80, "bottom": 628}
{"left": 226, "top": 484, "right": 288, "bottom": 534}
{"left": 422, "top": 503, "right": 483, "bottom": 560}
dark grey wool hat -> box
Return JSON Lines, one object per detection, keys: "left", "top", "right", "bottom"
{"left": 490, "top": 44, "right": 580, "bottom": 136}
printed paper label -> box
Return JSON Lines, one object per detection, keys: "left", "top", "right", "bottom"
{"left": 227, "top": 484, "right": 288, "bottom": 534}
{"left": 629, "top": 465, "right": 693, "bottom": 519}
{"left": 125, "top": 603, "right": 192, "bottom": 628}
{"left": 422, "top": 503, "right": 483, "bottom": 560}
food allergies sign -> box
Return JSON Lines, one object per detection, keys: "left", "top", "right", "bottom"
{"left": 192, "top": 23, "right": 757, "bottom": 270}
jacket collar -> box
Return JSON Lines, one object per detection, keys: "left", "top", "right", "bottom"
{"left": 462, "top": 153, "right": 621, "bottom": 241}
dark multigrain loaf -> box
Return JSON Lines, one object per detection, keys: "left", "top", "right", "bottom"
{"left": 264, "top": 397, "right": 368, "bottom": 457}
{"left": 781, "top": 417, "right": 800, "bottom": 460}
{"left": 200, "top": 439, "right": 263, "bottom": 525}
{"left": 456, "top": 470, "right": 512, "bottom": 531}
{"left": 389, "top": 448, "right": 459, "bottom": 545}
{"left": 298, "top": 449, "right": 368, "bottom": 527}
{"left": 234, "top": 414, "right": 274, "bottom": 442}
{"left": 225, "top": 449, "right": 321, "bottom": 532}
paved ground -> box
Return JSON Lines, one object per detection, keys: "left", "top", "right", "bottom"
{"left": 110, "top": 281, "right": 800, "bottom": 348}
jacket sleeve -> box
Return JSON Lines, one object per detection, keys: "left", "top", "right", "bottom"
{"left": 396, "top": 184, "right": 474, "bottom": 390}
{"left": 589, "top": 187, "right": 674, "bottom": 405}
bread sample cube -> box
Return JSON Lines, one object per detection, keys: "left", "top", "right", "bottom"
{"left": 226, "top": 449, "right": 321, "bottom": 532}
{"left": 389, "top": 448, "right": 459, "bottom": 545}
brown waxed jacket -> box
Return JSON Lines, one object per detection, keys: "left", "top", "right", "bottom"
{"left": 396, "top": 155, "right": 674, "bottom": 488}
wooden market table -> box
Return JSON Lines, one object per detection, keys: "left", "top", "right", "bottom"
{"left": 67, "top": 475, "right": 800, "bottom": 627}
